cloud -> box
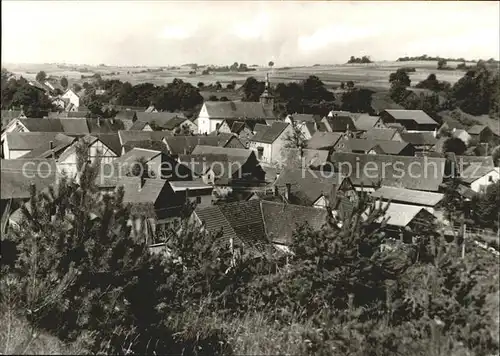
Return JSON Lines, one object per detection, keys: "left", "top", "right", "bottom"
{"left": 232, "top": 13, "right": 271, "bottom": 40}
{"left": 298, "top": 25, "right": 380, "bottom": 52}
{"left": 158, "top": 25, "right": 195, "bottom": 40}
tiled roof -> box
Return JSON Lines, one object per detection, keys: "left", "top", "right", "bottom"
{"left": 374, "top": 140, "right": 412, "bottom": 155}
{"left": 203, "top": 101, "right": 275, "bottom": 119}
{"left": 330, "top": 152, "right": 446, "bottom": 191}
{"left": 16, "top": 118, "right": 89, "bottom": 134}
{"left": 191, "top": 145, "right": 252, "bottom": 162}
{"left": 325, "top": 116, "right": 356, "bottom": 132}
{"left": 460, "top": 165, "right": 498, "bottom": 184}
{"left": 371, "top": 186, "right": 444, "bottom": 206}
{"left": 219, "top": 200, "right": 268, "bottom": 246}
{"left": 274, "top": 167, "right": 347, "bottom": 205}
{"left": 399, "top": 132, "right": 437, "bottom": 146}
{"left": 383, "top": 109, "right": 438, "bottom": 125}
{"left": 467, "top": 125, "right": 489, "bottom": 135}
{"left": 307, "top": 132, "right": 343, "bottom": 150}
{"left": 261, "top": 201, "right": 328, "bottom": 245}
{"left": 20, "top": 133, "right": 76, "bottom": 158}
{"left": 118, "top": 177, "right": 167, "bottom": 204}
{"left": 225, "top": 118, "right": 267, "bottom": 133}
{"left": 118, "top": 130, "right": 171, "bottom": 146}
{"left": 135, "top": 112, "right": 187, "bottom": 127}
{"left": 455, "top": 155, "right": 494, "bottom": 170}
{"left": 162, "top": 117, "right": 189, "bottom": 130}
{"left": 363, "top": 128, "right": 399, "bottom": 141}
{"left": 115, "top": 111, "right": 137, "bottom": 121}
{"left": 164, "top": 135, "right": 236, "bottom": 155}
{"left": 129, "top": 121, "right": 150, "bottom": 131}
{"left": 5, "top": 132, "right": 71, "bottom": 151}
{"left": 353, "top": 114, "right": 381, "bottom": 131}
{"left": 115, "top": 148, "right": 161, "bottom": 164}
{"left": 85, "top": 133, "right": 122, "bottom": 155}
{"left": 289, "top": 114, "right": 319, "bottom": 123}
{"left": 279, "top": 148, "right": 329, "bottom": 167}
{"left": 123, "top": 140, "right": 168, "bottom": 154}
{"left": 250, "top": 122, "right": 289, "bottom": 144}
{"left": 194, "top": 205, "right": 239, "bottom": 247}
{"left": 1, "top": 158, "right": 57, "bottom": 199}
{"left": 372, "top": 201, "right": 433, "bottom": 227}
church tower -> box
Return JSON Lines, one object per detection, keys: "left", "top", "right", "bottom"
{"left": 260, "top": 73, "right": 274, "bottom": 113}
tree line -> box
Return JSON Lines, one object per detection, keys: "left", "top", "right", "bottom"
{"left": 389, "top": 61, "right": 500, "bottom": 119}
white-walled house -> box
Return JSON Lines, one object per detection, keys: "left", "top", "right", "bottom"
{"left": 248, "top": 122, "right": 293, "bottom": 164}
{"left": 61, "top": 89, "right": 81, "bottom": 109}
{"left": 56, "top": 134, "right": 121, "bottom": 178}
{"left": 461, "top": 165, "right": 500, "bottom": 193}
{"left": 197, "top": 77, "right": 276, "bottom": 134}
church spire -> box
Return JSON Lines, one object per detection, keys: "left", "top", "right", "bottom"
{"left": 260, "top": 72, "right": 274, "bottom": 112}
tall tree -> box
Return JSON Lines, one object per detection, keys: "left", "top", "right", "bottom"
{"left": 35, "top": 71, "right": 47, "bottom": 83}
{"left": 60, "top": 77, "right": 69, "bottom": 90}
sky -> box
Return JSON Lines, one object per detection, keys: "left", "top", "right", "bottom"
{"left": 2, "top": 1, "right": 499, "bottom": 67}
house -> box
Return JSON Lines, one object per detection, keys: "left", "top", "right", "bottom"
{"left": 1, "top": 118, "right": 89, "bottom": 141}
{"left": 284, "top": 113, "right": 320, "bottom": 125}
{"left": 55, "top": 133, "right": 121, "bottom": 178}
{"left": 163, "top": 134, "right": 244, "bottom": 157}
{"left": 330, "top": 152, "right": 447, "bottom": 192}
{"left": 19, "top": 133, "right": 76, "bottom": 160}
{"left": 117, "top": 130, "right": 171, "bottom": 154}
{"left": 334, "top": 137, "right": 384, "bottom": 155}
{"left": 168, "top": 180, "right": 214, "bottom": 208}
{"left": 306, "top": 131, "right": 344, "bottom": 151}
{"left": 321, "top": 114, "right": 356, "bottom": 132}
{"left": 197, "top": 78, "right": 276, "bottom": 134}
{"left": 363, "top": 128, "right": 402, "bottom": 142}
{"left": 61, "top": 89, "right": 81, "bottom": 109}
{"left": 370, "top": 186, "right": 444, "bottom": 214}
{"left": 129, "top": 121, "right": 153, "bottom": 131}
{"left": 398, "top": 132, "right": 438, "bottom": 152}
{"left": 248, "top": 122, "right": 293, "bottom": 164}
{"left": 455, "top": 155, "right": 495, "bottom": 172}
{"left": 192, "top": 199, "right": 328, "bottom": 249}
{"left": 1, "top": 110, "right": 26, "bottom": 130}
{"left": 278, "top": 148, "right": 330, "bottom": 170}
{"left": 379, "top": 109, "right": 439, "bottom": 132}
{"left": 353, "top": 114, "right": 385, "bottom": 131}
{"left": 217, "top": 118, "right": 268, "bottom": 146}
{"left": 114, "top": 147, "right": 192, "bottom": 180}
{"left": 197, "top": 101, "right": 276, "bottom": 134}
{"left": 162, "top": 117, "right": 197, "bottom": 134}
{"left": 273, "top": 167, "right": 357, "bottom": 208}
{"left": 51, "top": 97, "right": 70, "bottom": 110}
{"left": 2, "top": 132, "right": 76, "bottom": 159}
{"left": 135, "top": 112, "right": 194, "bottom": 132}
{"left": 180, "top": 145, "right": 264, "bottom": 187}
{"left": 467, "top": 125, "right": 498, "bottom": 143}
{"left": 368, "top": 201, "right": 437, "bottom": 241}
{"left": 1, "top": 158, "right": 58, "bottom": 231}
{"left": 460, "top": 165, "right": 499, "bottom": 193}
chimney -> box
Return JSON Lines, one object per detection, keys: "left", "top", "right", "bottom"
{"left": 49, "top": 141, "right": 55, "bottom": 159}
{"left": 433, "top": 127, "right": 437, "bottom": 138}
{"left": 285, "top": 183, "right": 291, "bottom": 201}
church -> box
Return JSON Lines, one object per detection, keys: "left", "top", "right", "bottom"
{"left": 196, "top": 74, "right": 277, "bottom": 134}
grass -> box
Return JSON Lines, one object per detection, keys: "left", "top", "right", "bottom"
{"left": 0, "top": 312, "right": 88, "bottom": 355}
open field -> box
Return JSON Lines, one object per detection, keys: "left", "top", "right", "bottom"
{"left": 4, "top": 61, "right": 478, "bottom": 90}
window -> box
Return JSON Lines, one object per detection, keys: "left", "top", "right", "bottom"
{"left": 196, "top": 196, "right": 202, "bottom": 204}
{"left": 488, "top": 176, "right": 493, "bottom": 182}
{"left": 257, "top": 147, "right": 264, "bottom": 160}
